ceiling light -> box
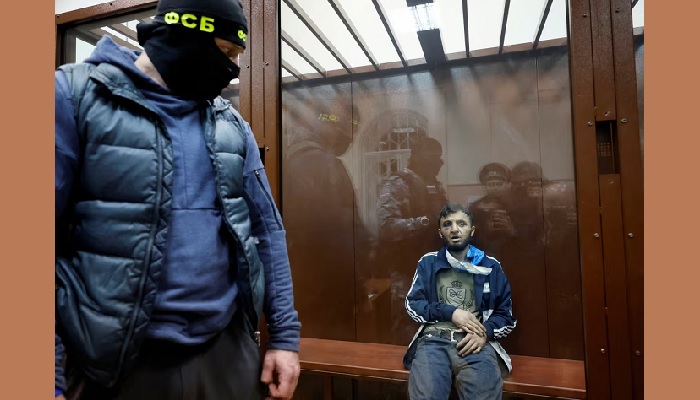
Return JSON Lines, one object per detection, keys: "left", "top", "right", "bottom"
{"left": 410, "top": 3, "right": 439, "bottom": 31}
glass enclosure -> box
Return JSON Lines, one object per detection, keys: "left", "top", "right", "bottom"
{"left": 278, "top": 0, "right": 643, "bottom": 397}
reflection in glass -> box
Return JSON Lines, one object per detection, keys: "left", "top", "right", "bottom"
{"left": 376, "top": 134, "right": 448, "bottom": 345}
{"left": 281, "top": 1, "right": 584, "bottom": 398}
{"left": 282, "top": 89, "right": 368, "bottom": 341}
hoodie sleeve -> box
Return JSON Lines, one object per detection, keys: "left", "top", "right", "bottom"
{"left": 240, "top": 122, "right": 301, "bottom": 352}
{"left": 482, "top": 264, "right": 517, "bottom": 341}
{"left": 405, "top": 257, "right": 457, "bottom": 323}
{"left": 55, "top": 69, "right": 81, "bottom": 395}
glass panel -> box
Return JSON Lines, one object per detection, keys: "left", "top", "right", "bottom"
{"left": 282, "top": 1, "right": 584, "bottom": 398}
{"left": 75, "top": 38, "right": 95, "bottom": 63}
{"left": 540, "top": 0, "right": 568, "bottom": 42}
{"left": 280, "top": 0, "right": 575, "bottom": 76}
{"left": 281, "top": 1, "right": 343, "bottom": 72}
{"left": 294, "top": 1, "right": 370, "bottom": 68}
{"left": 281, "top": 39, "right": 320, "bottom": 76}
{"left": 337, "top": 0, "right": 401, "bottom": 64}
{"left": 467, "top": 0, "right": 506, "bottom": 51}
{"left": 504, "top": 0, "right": 548, "bottom": 47}
{"left": 382, "top": 0, "right": 428, "bottom": 61}
{"left": 429, "top": 0, "right": 464, "bottom": 55}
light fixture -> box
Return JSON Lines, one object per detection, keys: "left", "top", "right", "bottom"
{"left": 405, "top": 0, "right": 445, "bottom": 64}
{"left": 407, "top": 1, "right": 439, "bottom": 31}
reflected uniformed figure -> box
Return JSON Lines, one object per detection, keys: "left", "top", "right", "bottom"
{"left": 478, "top": 162, "right": 511, "bottom": 202}
{"left": 511, "top": 161, "right": 545, "bottom": 201}
{"left": 543, "top": 181, "right": 578, "bottom": 245}
{"left": 284, "top": 101, "right": 371, "bottom": 341}
{"left": 541, "top": 180, "right": 584, "bottom": 359}
{"left": 469, "top": 163, "right": 516, "bottom": 257}
{"left": 509, "top": 161, "right": 547, "bottom": 250}
{"left": 470, "top": 195, "right": 516, "bottom": 257}
{"left": 403, "top": 204, "right": 516, "bottom": 400}
{"left": 376, "top": 135, "right": 448, "bottom": 345}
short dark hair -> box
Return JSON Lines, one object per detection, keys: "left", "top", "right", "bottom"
{"left": 438, "top": 203, "right": 474, "bottom": 226}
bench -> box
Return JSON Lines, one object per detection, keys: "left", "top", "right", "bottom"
{"left": 298, "top": 338, "right": 586, "bottom": 399}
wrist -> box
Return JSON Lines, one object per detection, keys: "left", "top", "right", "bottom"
{"left": 484, "top": 323, "right": 495, "bottom": 341}
{"left": 449, "top": 307, "right": 461, "bottom": 324}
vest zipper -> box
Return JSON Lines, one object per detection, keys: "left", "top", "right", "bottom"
{"left": 254, "top": 169, "right": 282, "bottom": 230}
{"left": 114, "top": 122, "right": 164, "bottom": 384}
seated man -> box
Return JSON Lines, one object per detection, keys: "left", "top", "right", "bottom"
{"left": 403, "top": 203, "right": 517, "bottom": 400}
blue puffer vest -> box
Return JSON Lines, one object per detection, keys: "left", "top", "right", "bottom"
{"left": 54, "top": 62, "right": 264, "bottom": 388}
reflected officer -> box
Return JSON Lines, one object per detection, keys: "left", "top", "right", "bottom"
{"left": 478, "top": 162, "right": 511, "bottom": 202}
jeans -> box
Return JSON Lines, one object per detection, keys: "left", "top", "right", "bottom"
{"left": 408, "top": 336, "right": 503, "bottom": 400}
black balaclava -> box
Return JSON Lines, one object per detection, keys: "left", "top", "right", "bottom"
{"left": 136, "top": 0, "right": 248, "bottom": 101}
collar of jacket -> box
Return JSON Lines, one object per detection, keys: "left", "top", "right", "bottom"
{"left": 436, "top": 245, "right": 492, "bottom": 275}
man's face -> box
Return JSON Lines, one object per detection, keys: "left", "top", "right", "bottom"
{"left": 215, "top": 37, "right": 245, "bottom": 66}
{"left": 484, "top": 177, "right": 510, "bottom": 197}
{"left": 439, "top": 211, "right": 475, "bottom": 252}
{"left": 316, "top": 112, "right": 354, "bottom": 156}
{"left": 414, "top": 148, "right": 444, "bottom": 178}
{"left": 513, "top": 178, "right": 542, "bottom": 200}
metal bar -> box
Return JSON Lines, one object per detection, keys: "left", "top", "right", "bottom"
{"left": 73, "top": 29, "right": 103, "bottom": 46}
{"left": 533, "top": 0, "right": 554, "bottom": 50}
{"left": 282, "top": 0, "right": 352, "bottom": 74}
{"left": 462, "top": 0, "right": 470, "bottom": 57}
{"left": 370, "top": 0, "right": 408, "bottom": 67}
{"left": 282, "top": 61, "right": 305, "bottom": 80}
{"left": 326, "top": 0, "right": 379, "bottom": 70}
{"left": 281, "top": 31, "right": 327, "bottom": 78}
{"left": 109, "top": 23, "right": 138, "bottom": 41}
{"left": 90, "top": 28, "right": 142, "bottom": 51}
{"left": 498, "top": 0, "right": 511, "bottom": 54}
{"left": 280, "top": 43, "right": 568, "bottom": 89}
{"left": 69, "top": 8, "right": 156, "bottom": 32}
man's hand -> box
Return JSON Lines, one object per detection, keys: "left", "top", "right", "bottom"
{"left": 456, "top": 332, "right": 487, "bottom": 357}
{"left": 451, "top": 309, "right": 486, "bottom": 337}
{"left": 56, "top": 396, "right": 66, "bottom": 400}
{"left": 260, "top": 349, "right": 300, "bottom": 400}
{"left": 490, "top": 210, "right": 516, "bottom": 236}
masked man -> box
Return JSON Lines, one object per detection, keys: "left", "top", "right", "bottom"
{"left": 55, "top": 1, "right": 300, "bottom": 398}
